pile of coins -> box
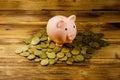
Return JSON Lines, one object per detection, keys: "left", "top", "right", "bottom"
{"left": 15, "top": 29, "right": 109, "bottom": 66}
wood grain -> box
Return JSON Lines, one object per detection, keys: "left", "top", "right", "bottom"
{"left": 0, "top": 65, "right": 119, "bottom": 80}
{"left": 0, "top": 24, "right": 120, "bottom": 80}
{"left": 0, "top": 0, "right": 120, "bottom": 10}
{"left": 0, "top": 0, "right": 120, "bottom": 80}
{"left": 0, "top": 23, "right": 120, "bottom": 42}
{"left": 0, "top": 44, "right": 120, "bottom": 80}
{"left": 0, "top": 11, "right": 120, "bottom": 24}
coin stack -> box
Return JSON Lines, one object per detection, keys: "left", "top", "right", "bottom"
{"left": 15, "top": 29, "right": 109, "bottom": 66}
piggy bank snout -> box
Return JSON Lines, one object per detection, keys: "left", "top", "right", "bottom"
{"left": 68, "top": 33, "right": 76, "bottom": 41}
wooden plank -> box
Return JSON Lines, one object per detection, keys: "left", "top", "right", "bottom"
{"left": 0, "top": 23, "right": 120, "bottom": 42}
{"left": 0, "top": 11, "right": 120, "bottom": 23}
{"left": 0, "top": 0, "right": 120, "bottom": 10}
{"left": 0, "top": 62, "right": 119, "bottom": 80}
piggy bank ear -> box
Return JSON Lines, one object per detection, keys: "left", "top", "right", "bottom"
{"left": 68, "top": 15, "right": 76, "bottom": 22}
{"left": 57, "top": 20, "right": 65, "bottom": 28}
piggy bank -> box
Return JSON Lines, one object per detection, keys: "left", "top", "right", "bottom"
{"left": 46, "top": 15, "right": 77, "bottom": 46}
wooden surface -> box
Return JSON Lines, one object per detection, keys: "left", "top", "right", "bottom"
{"left": 0, "top": 0, "right": 120, "bottom": 80}
{"left": 0, "top": 23, "right": 120, "bottom": 80}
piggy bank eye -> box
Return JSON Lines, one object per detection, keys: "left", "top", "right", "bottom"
{"left": 73, "top": 26, "right": 75, "bottom": 28}
{"left": 65, "top": 28, "right": 67, "bottom": 31}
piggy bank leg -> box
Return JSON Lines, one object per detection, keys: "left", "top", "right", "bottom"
{"left": 68, "top": 41, "right": 72, "bottom": 43}
{"left": 48, "top": 37, "right": 51, "bottom": 41}
{"left": 56, "top": 43, "right": 63, "bottom": 47}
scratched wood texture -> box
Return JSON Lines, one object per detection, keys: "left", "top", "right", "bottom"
{"left": 0, "top": 0, "right": 120, "bottom": 80}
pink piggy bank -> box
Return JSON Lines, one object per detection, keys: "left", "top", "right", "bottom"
{"left": 46, "top": 15, "right": 77, "bottom": 46}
